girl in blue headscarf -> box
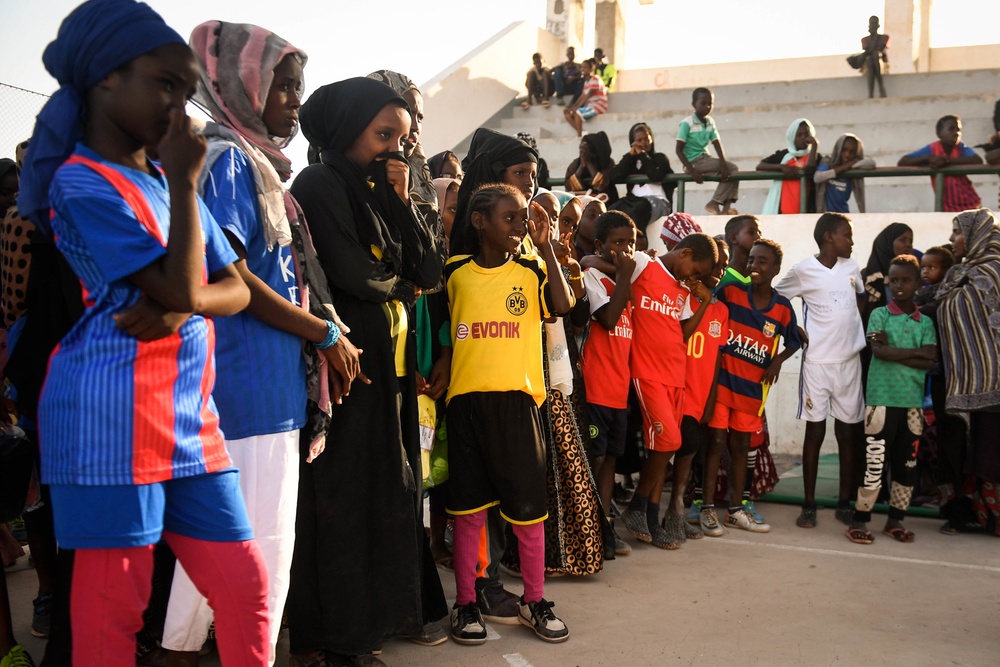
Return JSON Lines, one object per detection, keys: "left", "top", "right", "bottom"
{"left": 19, "top": 2, "right": 270, "bottom": 663}
{"left": 758, "top": 118, "right": 821, "bottom": 214}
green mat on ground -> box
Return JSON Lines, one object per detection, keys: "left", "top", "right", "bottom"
{"left": 761, "top": 453, "right": 940, "bottom": 518}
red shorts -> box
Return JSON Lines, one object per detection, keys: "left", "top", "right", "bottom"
{"left": 632, "top": 379, "right": 683, "bottom": 452}
{"left": 708, "top": 402, "right": 763, "bottom": 435}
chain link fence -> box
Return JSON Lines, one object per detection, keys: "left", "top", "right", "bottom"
{"left": 0, "top": 83, "right": 49, "bottom": 159}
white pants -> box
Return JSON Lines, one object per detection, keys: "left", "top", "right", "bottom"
{"left": 161, "top": 430, "right": 299, "bottom": 665}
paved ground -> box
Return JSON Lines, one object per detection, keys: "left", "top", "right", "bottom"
{"left": 7, "top": 499, "right": 999, "bottom": 666}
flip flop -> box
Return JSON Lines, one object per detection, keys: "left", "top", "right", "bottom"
{"left": 541, "top": 100, "right": 550, "bottom": 108}
{"left": 882, "top": 527, "right": 915, "bottom": 543}
{"left": 520, "top": 101, "right": 530, "bottom": 109}
{"left": 434, "top": 555, "right": 454, "bottom": 571}
{"left": 939, "top": 521, "right": 958, "bottom": 536}
{"left": 844, "top": 527, "right": 874, "bottom": 545}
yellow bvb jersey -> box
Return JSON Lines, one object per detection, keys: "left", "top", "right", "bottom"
{"left": 445, "top": 253, "right": 554, "bottom": 406}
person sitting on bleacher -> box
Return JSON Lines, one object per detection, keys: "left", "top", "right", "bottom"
{"left": 898, "top": 114, "right": 983, "bottom": 212}
{"left": 610, "top": 122, "right": 675, "bottom": 220}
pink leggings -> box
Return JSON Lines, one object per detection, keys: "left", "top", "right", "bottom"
{"left": 71, "top": 531, "right": 269, "bottom": 666}
{"left": 453, "top": 510, "right": 545, "bottom": 606}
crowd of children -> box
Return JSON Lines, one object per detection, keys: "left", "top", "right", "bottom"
{"left": 2, "top": 2, "right": 999, "bottom": 666}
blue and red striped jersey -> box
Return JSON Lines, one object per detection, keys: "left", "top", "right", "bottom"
{"left": 715, "top": 284, "right": 802, "bottom": 415}
{"left": 39, "top": 144, "right": 238, "bottom": 486}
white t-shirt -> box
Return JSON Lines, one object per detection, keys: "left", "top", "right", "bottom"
{"left": 775, "top": 255, "right": 865, "bottom": 363}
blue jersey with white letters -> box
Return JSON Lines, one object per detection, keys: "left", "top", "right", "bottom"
{"left": 203, "top": 148, "right": 307, "bottom": 439}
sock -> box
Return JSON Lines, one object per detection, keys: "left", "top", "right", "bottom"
{"left": 453, "top": 511, "right": 488, "bottom": 606}
{"left": 628, "top": 491, "right": 648, "bottom": 513}
{"left": 646, "top": 503, "right": 660, "bottom": 531}
{"left": 512, "top": 522, "right": 545, "bottom": 604}
{"left": 743, "top": 449, "right": 757, "bottom": 502}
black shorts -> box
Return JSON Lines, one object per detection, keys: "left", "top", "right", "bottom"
{"left": 586, "top": 403, "right": 628, "bottom": 458}
{"left": 679, "top": 415, "right": 709, "bottom": 457}
{"left": 446, "top": 391, "right": 548, "bottom": 524}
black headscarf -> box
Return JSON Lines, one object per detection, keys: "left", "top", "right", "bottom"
{"left": 0, "top": 158, "right": 16, "bottom": 182}
{"left": 427, "top": 150, "right": 458, "bottom": 179}
{"left": 862, "top": 222, "right": 913, "bottom": 328}
{"left": 299, "top": 78, "right": 418, "bottom": 285}
{"left": 299, "top": 77, "right": 407, "bottom": 153}
{"left": 582, "top": 131, "right": 613, "bottom": 170}
{"left": 865, "top": 222, "right": 912, "bottom": 277}
{"left": 450, "top": 128, "right": 537, "bottom": 255}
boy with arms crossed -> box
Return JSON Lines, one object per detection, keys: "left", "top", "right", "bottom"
{"left": 845, "top": 255, "right": 936, "bottom": 545}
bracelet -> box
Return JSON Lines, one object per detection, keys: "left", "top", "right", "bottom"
{"left": 569, "top": 274, "right": 583, "bottom": 282}
{"left": 313, "top": 320, "right": 341, "bottom": 350}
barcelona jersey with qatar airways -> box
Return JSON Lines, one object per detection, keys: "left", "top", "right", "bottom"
{"left": 715, "top": 283, "right": 802, "bottom": 415}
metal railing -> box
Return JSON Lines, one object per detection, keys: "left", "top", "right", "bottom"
{"left": 549, "top": 165, "right": 1000, "bottom": 213}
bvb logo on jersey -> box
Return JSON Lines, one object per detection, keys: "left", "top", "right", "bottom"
{"left": 506, "top": 286, "right": 528, "bottom": 315}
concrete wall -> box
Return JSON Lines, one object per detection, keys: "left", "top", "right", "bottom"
{"left": 642, "top": 212, "right": 955, "bottom": 455}
{"left": 616, "top": 43, "right": 1000, "bottom": 93}
{"left": 595, "top": 0, "right": 626, "bottom": 66}
{"left": 419, "top": 22, "right": 561, "bottom": 156}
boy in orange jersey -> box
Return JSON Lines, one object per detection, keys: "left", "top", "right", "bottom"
{"left": 662, "top": 237, "right": 730, "bottom": 544}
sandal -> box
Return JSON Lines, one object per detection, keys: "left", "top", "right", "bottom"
{"left": 434, "top": 555, "right": 454, "bottom": 571}
{"left": 844, "top": 527, "right": 874, "bottom": 545}
{"left": 939, "top": 521, "right": 958, "bottom": 536}
{"left": 882, "top": 526, "right": 915, "bottom": 543}
{"left": 541, "top": 100, "right": 550, "bottom": 108}
{"left": 520, "top": 101, "right": 530, "bottom": 109}
{"left": 796, "top": 506, "right": 817, "bottom": 528}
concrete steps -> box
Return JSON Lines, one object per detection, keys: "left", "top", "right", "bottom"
{"left": 483, "top": 69, "right": 1000, "bottom": 213}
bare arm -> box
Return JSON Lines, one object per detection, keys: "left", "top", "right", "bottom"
{"left": 593, "top": 250, "right": 635, "bottom": 330}
{"left": 898, "top": 154, "right": 930, "bottom": 166}
{"left": 677, "top": 140, "right": 704, "bottom": 183}
{"left": 870, "top": 336, "right": 938, "bottom": 369}
{"left": 190, "top": 265, "right": 250, "bottom": 317}
{"left": 680, "top": 281, "right": 713, "bottom": 340}
{"left": 530, "top": 202, "right": 573, "bottom": 315}
{"left": 805, "top": 137, "right": 820, "bottom": 169}
{"left": 128, "top": 109, "right": 229, "bottom": 314}
{"left": 225, "top": 243, "right": 367, "bottom": 398}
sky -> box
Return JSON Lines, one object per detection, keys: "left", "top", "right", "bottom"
{"left": 2, "top": 0, "right": 998, "bottom": 164}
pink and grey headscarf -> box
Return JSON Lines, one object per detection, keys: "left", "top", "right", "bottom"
{"left": 190, "top": 20, "right": 306, "bottom": 179}
{"left": 660, "top": 212, "right": 703, "bottom": 248}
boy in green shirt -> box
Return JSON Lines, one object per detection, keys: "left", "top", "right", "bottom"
{"left": 845, "top": 255, "right": 937, "bottom": 545}
{"left": 676, "top": 87, "right": 740, "bottom": 216}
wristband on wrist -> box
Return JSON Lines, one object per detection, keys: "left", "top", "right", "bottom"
{"left": 568, "top": 274, "right": 582, "bottom": 281}
{"left": 314, "top": 320, "right": 341, "bottom": 350}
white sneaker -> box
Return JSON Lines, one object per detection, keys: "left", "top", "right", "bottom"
{"left": 518, "top": 597, "right": 569, "bottom": 643}
{"left": 725, "top": 508, "right": 771, "bottom": 533}
{"left": 699, "top": 507, "right": 725, "bottom": 537}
